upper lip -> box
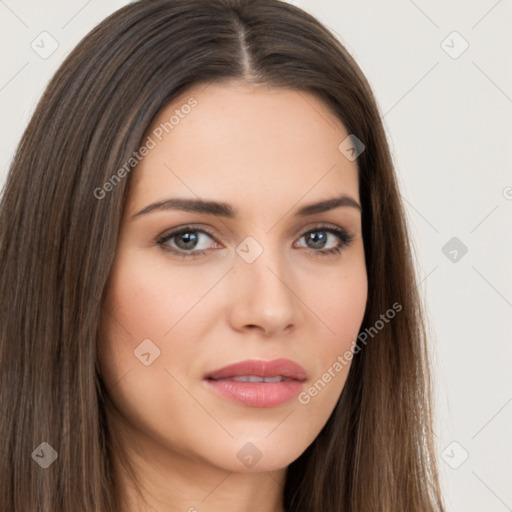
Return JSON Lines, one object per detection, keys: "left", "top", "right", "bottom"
{"left": 204, "top": 358, "right": 308, "bottom": 381}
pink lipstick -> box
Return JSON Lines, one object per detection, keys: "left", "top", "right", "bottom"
{"left": 203, "top": 358, "right": 307, "bottom": 408}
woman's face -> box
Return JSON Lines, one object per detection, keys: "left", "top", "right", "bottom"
{"left": 98, "top": 81, "right": 367, "bottom": 475}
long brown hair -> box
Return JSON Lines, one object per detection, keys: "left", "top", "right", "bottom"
{"left": 0, "top": 0, "right": 445, "bottom": 510}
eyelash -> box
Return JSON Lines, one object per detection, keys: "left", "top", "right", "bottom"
{"left": 156, "top": 223, "right": 354, "bottom": 259}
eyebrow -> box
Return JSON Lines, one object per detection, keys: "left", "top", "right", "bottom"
{"left": 132, "top": 194, "right": 362, "bottom": 219}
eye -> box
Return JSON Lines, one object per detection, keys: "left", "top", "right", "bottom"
{"left": 157, "top": 226, "right": 219, "bottom": 258}
{"left": 295, "top": 224, "right": 354, "bottom": 257}
{"left": 156, "top": 223, "right": 354, "bottom": 259}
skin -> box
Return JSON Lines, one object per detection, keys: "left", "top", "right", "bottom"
{"left": 97, "top": 80, "right": 368, "bottom": 512}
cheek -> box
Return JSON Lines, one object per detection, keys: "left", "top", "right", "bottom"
{"left": 305, "top": 251, "right": 368, "bottom": 348}
{"left": 101, "top": 248, "right": 225, "bottom": 342}
{"left": 299, "top": 254, "right": 367, "bottom": 399}
{"left": 325, "top": 274, "right": 367, "bottom": 339}
{"left": 96, "top": 255, "right": 211, "bottom": 452}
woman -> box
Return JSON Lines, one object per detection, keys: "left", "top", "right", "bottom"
{"left": 0, "top": 0, "right": 446, "bottom": 510}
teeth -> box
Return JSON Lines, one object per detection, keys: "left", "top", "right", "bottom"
{"left": 233, "top": 375, "right": 264, "bottom": 382}
{"left": 261, "top": 376, "right": 286, "bottom": 383}
{"left": 216, "top": 375, "right": 288, "bottom": 383}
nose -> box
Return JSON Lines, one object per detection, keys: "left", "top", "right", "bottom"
{"left": 227, "top": 244, "right": 303, "bottom": 337}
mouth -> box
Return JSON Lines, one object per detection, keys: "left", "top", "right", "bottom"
{"left": 203, "top": 358, "right": 307, "bottom": 408}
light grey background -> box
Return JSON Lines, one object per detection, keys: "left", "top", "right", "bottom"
{"left": 1, "top": 1, "right": 511, "bottom": 510}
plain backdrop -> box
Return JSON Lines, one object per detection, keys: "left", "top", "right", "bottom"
{"left": 1, "top": 1, "right": 511, "bottom": 510}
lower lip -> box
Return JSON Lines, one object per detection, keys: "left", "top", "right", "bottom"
{"left": 203, "top": 378, "right": 304, "bottom": 408}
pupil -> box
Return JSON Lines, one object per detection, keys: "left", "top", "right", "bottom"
{"left": 177, "top": 232, "right": 198, "bottom": 249}
{"left": 308, "top": 231, "right": 326, "bottom": 248}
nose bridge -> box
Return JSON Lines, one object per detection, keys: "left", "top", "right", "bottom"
{"left": 228, "top": 233, "right": 300, "bottom": 334}
{"left": 235, "top": 231, "right": 289, "bottom": 286}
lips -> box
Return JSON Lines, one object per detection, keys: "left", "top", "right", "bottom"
{"left": 204, "top": 358, "right": 308, "bottom": 382}
{"left": 203, "top": 358, "right": 308, "bottom": 408}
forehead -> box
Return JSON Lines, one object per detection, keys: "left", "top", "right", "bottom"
{"left": 125, "top": 81, "right": 360, "bottom": 220}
